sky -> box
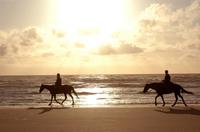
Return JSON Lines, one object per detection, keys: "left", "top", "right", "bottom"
{"left": 0, "top": 0, "right": 199, "bottom": 75}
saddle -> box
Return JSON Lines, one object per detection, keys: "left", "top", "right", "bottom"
{"left": 54, "top": 85, "right": 62, "bottom": 90}
{"left": 162, "top": 81, "right": 174, "bottom": 90}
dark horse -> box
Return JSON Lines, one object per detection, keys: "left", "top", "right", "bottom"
{"left": 39, "top": 84, "right": 79, "bottom": 105}
{"left": 143, "top": 82, "right": 193, "bottom": 107}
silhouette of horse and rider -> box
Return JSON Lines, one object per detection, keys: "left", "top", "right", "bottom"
{"left": 143, "top": 70, "right": 193, "bottom": 107}
{"left": 39, "top": 73, "right": 79, "bottom": 106}
{"left": 39, "top": 71, "right": 193, "bottom": 107}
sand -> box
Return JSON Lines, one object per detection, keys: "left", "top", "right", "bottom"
{"left": 0, "top": 106, "right": 200, "bottom": 132}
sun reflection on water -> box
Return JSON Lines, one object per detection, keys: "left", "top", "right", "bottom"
{"left": 84, "top": 95, "right": 99, "bottom": 105}
{"left": 79, "top": 87, "right": 111, "bottom": 105}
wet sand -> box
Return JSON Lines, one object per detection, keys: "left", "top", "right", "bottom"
{"left": 0, "top": 106, "right": 200, "bottom": 132}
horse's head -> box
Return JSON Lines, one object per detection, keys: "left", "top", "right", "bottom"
{"left": 143, "top": 84, "right": 150, "bottom": 93}
{"left": 39, "top": 84, "right": 45, "bottom": 93}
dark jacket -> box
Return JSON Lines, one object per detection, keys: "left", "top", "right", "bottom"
{"left": 164, "top": 74, "right": 171, "bottom": 83}
{"left": 55, "top": 77, "right": 62, "bottom": 86}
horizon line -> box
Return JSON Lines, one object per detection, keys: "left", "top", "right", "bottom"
{"left": 0, "top": 73, "right": 200, "bottom": 76}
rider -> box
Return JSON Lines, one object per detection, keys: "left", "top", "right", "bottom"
{"left": 164, "top": 70, "right": 171, "bottom": 83}
{"left": 163, "top": 70, "right": 172, "bottom": 89}
{"left": 55, "top": 73, "right": 62, "bottom": 90}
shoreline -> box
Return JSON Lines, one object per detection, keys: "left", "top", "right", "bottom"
{"left": 0, "top": 104, "right": 200, "bottom": 109}
{"left": 0, "top": 104, "right": 200, "bottom": 110}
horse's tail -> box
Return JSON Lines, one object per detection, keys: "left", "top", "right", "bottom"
{"left": 71, "top": 86, "right": 79, "bottom": 98}
{"left": 181, "top": 87, "right": 193, "bottom": 94}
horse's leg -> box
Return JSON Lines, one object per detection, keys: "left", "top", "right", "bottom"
{"left": 160, "top": 95, "right": 165, "bottom": 107}
{"left": 49, "top": 95, "right": 53, "bottom": 106}
{"left": 172, "top": 94, "right": 178, "bottom": 107}
{"left": 155, "top": 94, "right": 159, "bottom": 106}
{"left": 69, "top": 93, "right": 74, "bottom": 105}
{"left": 54, "top": 94, "right": 61, "bottom": 105}
{"left": 72, "top": 87, "right": 79, "bottom": 99}
{"left": 178, "top": 94, "right": 187, "bottom": 107}
{"left": 61, "top": 93, "right": 67, "bottom": 104}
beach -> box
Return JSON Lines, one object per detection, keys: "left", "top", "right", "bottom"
{"left": 0, "top": 106, "right": 200, "bottom": 132}
{"left": 0, "top": 75, "right": 200, "bottom": 132}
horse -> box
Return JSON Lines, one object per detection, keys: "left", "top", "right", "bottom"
{"left": 39, "top": 84, "right": 79, "bottom": 106}
{"left": 143, "top": 82, "right": 193, "bottom": 107}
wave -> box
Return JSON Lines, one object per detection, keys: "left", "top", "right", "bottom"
{"left": 77, "top": 92, "right": 97, "bottom": 95}
{"left": 0, "top": 74, "right": 200, "bottom": 107}
{"left": 97, "top": 97, "right": 121, "bottom": 100}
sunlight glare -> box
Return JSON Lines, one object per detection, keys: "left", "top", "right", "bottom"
{"left": 56, "top": 0, "right": 124, "bottom": 30}
{"left": 55, "top": 0, "right": 132, "bottom": 48}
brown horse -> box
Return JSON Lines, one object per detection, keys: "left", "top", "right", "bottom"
{"left": 39, "top": 84, "right": 79, "bottom": 105}
{"left": 143, "top": 82, "right": 193, "bottom": 107}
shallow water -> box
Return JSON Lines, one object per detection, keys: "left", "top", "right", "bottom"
{"left": 0, "top": 74, "right": 200, "bottom": 107}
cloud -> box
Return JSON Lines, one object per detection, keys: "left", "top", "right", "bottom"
{"left": 0, "top": 26, "right": 89, "bottom": 67}
{"left": 136, "top": 0, "right": 200, "bottom": 52}
{"left": 118, "top": 43, "right": 144, "bottom": 54}
{"left": 75, "top": 42, "right": 85, "bottom": 48}
{"left": 0, "top": 27, "right": 46, "bottom": 62}
{"left": 52, "top": 29, "right": 65, "bottom": 38}
{"left": 0, "top": 44, "right": 7, "bottom": 56}
{"left": 0, "top": 1, "right": 200, "bottom": 74}
{"left": 97, "top": 42, "right": 143, "bottom": 55}
{"left": 19, "top": 27, "right": 43, "bottom": 46}
{"left": 42, "top": 52, "right": 54, "bottom": 57}
{"left": 0, "top": 27, "right": 45, "bottom": 59}
{"left": 0, "top": 32, "right": 8, "bottom": 56}
{"left": 98, "top": 44, "right": 116, "bottom": 55}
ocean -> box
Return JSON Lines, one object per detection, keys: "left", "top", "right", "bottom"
{"left": 0, "top": 74, "right": 200, "bottom": 107}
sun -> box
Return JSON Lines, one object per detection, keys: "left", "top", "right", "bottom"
{"left": 56, "top": 0, "right": 124, "bottom": 30}
{"left": 55, "top": 0, "right": 131, "bottom": 48}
